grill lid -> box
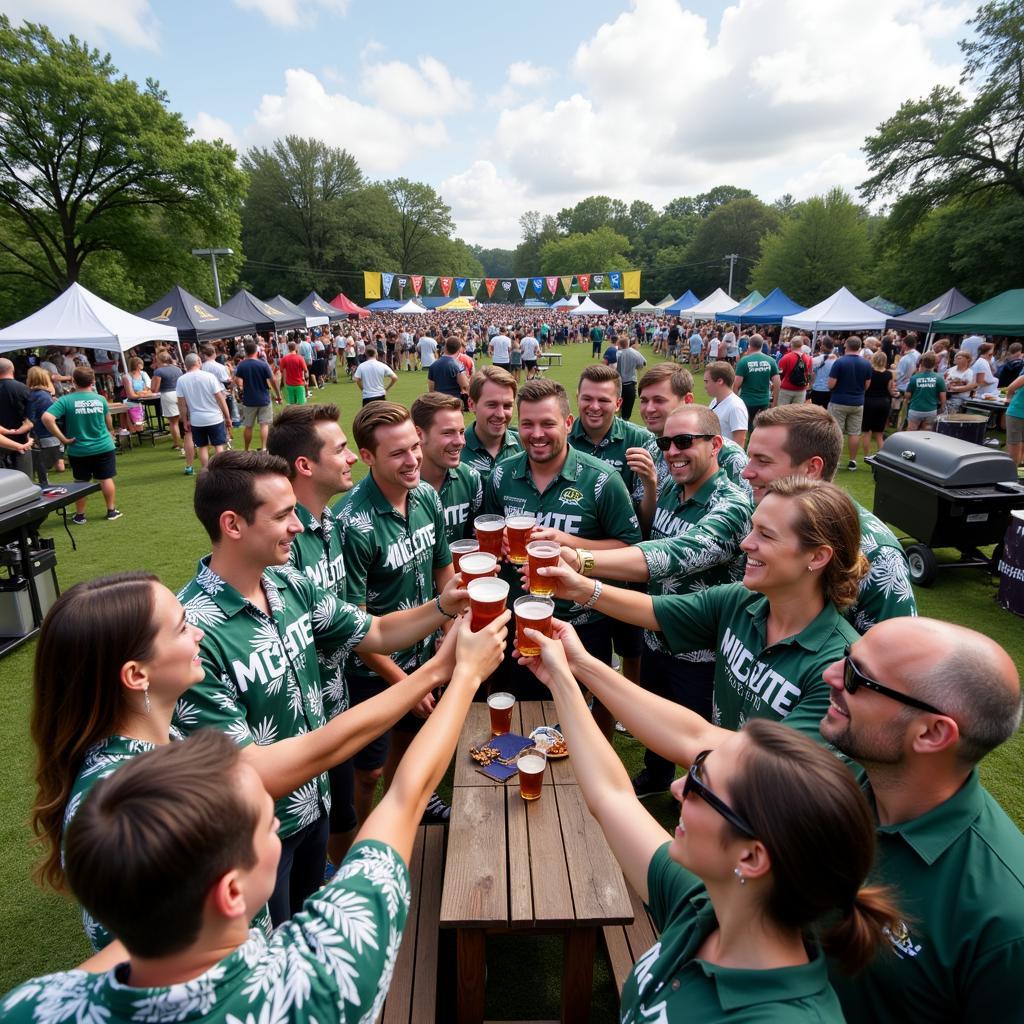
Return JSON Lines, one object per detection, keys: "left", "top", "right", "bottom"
{"left": 870, "top": 431, "right": 1017, "bottom": 488}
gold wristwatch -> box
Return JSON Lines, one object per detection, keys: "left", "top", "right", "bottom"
{"left": 577, "top": 548, "right": 596, "bottom": 577}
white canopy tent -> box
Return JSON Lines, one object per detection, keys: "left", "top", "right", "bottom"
{"left": 631, "top": 300, "right": 660, "bottom": 313}
{"left": 781, "top": 287, "right": 887, "bottom": 332}
{"left": 552, "top": 294, "right": 580, "bottom": 309}
{"left": 676, "top": 288, "right": 735, "bottom": 320}
{"left": 394, "top": 299, "right": 427, "bottom": 314}
{"left": 0, "top": 282, "right": 182, "bottom": 374}
{"left": 569, "top": 296, "right": 608, "bottom": 315}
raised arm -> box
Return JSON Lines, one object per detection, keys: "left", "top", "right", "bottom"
{"left": 356, "top": 574, "right": 468, "bottom": 656}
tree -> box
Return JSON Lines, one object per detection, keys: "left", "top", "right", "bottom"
{"left": 752, "top": 188, "right": 872, "bottom": 305}
{"left": 772, "top": 193, "right": 797, "bottom": 217}
{"left": 470, "top": 245, "right": 516, "bottom": 277}
{"left": 384, "top": 178, "right": 454, "bottom": 271}
{"left": 555, "top": 195, "right": 631, "bottom": 236}
{"left": 0, "top": 18, "right": 245, "bottom": 314}
{"left": 860, "top": 0, "right": 1024, "bottom": 232}
{"left": 683, "top": 198, "right": 781, "bottom": 296}
{"left": 538, "top": 225, "right": 631, "bottom": 276}
{"left": 512, "top": 209, "right": 559, "bottom": 275}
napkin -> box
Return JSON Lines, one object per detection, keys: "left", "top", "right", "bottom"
{"left": 473, "top": 732, "right": 534, "bottom": 783}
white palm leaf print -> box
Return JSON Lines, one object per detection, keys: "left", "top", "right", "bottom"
{"left": 250, "top": 717, "right": 278, "bottom": 746}
{"left": 339, "top": 844, "right": 411, "bottom": 919}
{"left": 286, "top": 780, "right": 322, "bottom": 828}
{"left": 196, "top": 563, "right": 225, "bottom": 595}
{"left": 347, "top": 509, "right": 374, "bottom": 534}
{"left": 594, "top": 472, "right": 608, "bottom": 501}
{"left": 174, "top": 699, "right": 200, "bottom": 729}
{"left": 492, "top": 464, "right": 505, "bottom": 488}
{"left": 299, "top": 918, "right": 361, "bottom": 1005}
{"left": 362, "top": 924, "right": 404, "bottom": 1024}
{"left": 129, "top": 965, "right": 226, "bottom": 1021}
{"left": 312, "top": 593, "right": 338, "bottom": 632}
{"left": 865, "top": 547, "right": 915, "bottom": 603}
{"left": 181, "top": 593, "right": 226, "bottom": 628}
{"left": 311, "top": 889, "right": 379, "bottom": 956}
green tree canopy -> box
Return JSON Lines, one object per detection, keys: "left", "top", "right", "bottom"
{"left": 384, "top": 178, "right": 455, "bottom": 272}
{"left": 539, "top": 225, "right": 631, "bottom": 276}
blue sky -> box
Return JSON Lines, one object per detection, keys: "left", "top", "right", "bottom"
{"left": 4, "top": 0, "right": 974, "bottom": 247}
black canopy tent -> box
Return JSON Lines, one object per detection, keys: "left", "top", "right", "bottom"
{"left": 269, "top": 294, "right": 328, "bottom": 328}
{"left": 299, "top": 291, "right": 346, "bottom": 323}
{"left": 219, "top": 290, "right": 306, "bottom": 333}
{"left": 885, "top": 287, "right": 975, "bottom": 332}
{"left": 137, "top": 285, "right": 257, "bottom": 343}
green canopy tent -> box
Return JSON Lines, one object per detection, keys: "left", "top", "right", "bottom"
{"left": 933, "top": 289, "right": 1024, "bottom": 337}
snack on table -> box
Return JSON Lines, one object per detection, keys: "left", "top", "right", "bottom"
{"left": 529, "top": 726, "right": 569, "bottom": 758}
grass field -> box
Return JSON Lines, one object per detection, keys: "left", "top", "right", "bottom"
{"left": 1, "top": 343, "right": 1021, "bottom": 1018}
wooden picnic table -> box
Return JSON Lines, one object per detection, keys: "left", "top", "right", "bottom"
{"left": 440, "top": 700, "right": 632, "bottom": 1024}
{"left": 537, "top": 352, "right": 563, "bottom": 367}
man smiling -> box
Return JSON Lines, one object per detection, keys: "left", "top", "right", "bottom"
{"left": 460, "top": 365, "right": 521, "bottom": 481}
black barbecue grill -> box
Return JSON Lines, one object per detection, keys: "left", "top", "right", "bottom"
{"left": 866, "top": 431, "right": 1024, "bottom": 586}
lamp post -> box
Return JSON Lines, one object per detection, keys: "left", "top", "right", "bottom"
{"left": 191, "top": 247, "right": 234, "bottom": 306}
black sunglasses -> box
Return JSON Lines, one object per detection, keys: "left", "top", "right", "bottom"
{"left": 655, "top": 433, "right": 715, "bottom": 452}
{"left": 682, "top": 750, "right": 756, "bottom": 838}
{"left": 843, "top": 646, "right": 944, "bottom": 715}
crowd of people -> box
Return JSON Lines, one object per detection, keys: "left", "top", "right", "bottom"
{"left": 1, "top": 308, "right": 1023, "bottom": 1022}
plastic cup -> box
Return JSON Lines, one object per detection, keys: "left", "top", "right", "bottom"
{"left": 514, "top": 595, "right": 554, "bottom": 657}
{"left": 450, "top": 538, "right": 479, "bottom": 574}
{"left": 487, "top": 691, "right": 516, "bottom": 736}
{"left": 468, "top": 576, "right": 509, "bottom": 632}
{"left": 517, "top": 747, "right": 547, "bottom": 800}
{"left": 459, "top": 551, "right": 498, "bottom": 583}
{"left": 474, "top": 514, "right": 506, "bottom": 558}
{"left": 526, "top": 541, "right": 560, "bottom": 596}
{"left": 505, "top": 514, "right": 537, "bottom": 565}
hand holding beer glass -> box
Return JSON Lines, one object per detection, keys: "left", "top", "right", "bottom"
{"left": 468, "top": 576, "right": 509, "bottom": 632}
{"left": 525, "top": 541, "right": 560, "bottom": 596}
{"left": 513, "top": 595, "right": 554, "bottom": 656}
{"left": 517, "top": 746, "right": 547, "bottom": 800}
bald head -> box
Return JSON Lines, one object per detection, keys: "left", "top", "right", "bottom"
{"left": 0, "top": 358, "right": 14, "bottom": 378}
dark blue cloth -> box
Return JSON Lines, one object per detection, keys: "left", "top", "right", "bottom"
{"left": 828, "top": 354, "right": 872, "bottom": 406}
{"left": 427, "top": 355, "right": 463, "bottom": 397}
{"left": 25, "top": 389, "right": 56, "bottom": 441}
{"left": 235, "top": 357, "right": 273, "bottom": 408}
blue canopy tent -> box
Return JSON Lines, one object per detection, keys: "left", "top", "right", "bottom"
{"left": 715, "top": 290, "right": 765, "bottom": 322}
{"left": 735, "top": 287, "right": 806, "bottom": 325}
{"left": 664, "top": 290, "right": 699, "bottom": 315}
{"left": 417, "top": 296, "right": 452, "bottom": 309}
{"left": 366, "top": 299, "right": 403, "bottom": 311}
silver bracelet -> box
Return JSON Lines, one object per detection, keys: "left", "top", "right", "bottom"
{"left": 582, "top": 580, "right": 603, "bottom": 610}
{"left": 435, "top": 593, "right": 457, "bottom": 620}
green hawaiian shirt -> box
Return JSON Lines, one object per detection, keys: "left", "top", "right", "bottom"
{"left": 649, "top": 436, "right": 752, "bottom": 500}
{"left": 484, "top": 446, "right": 641, "bottom": 625}
{"left": 432, "top": 462, "right": 484, "bottom": 542}
{"left": 850, "top": 501, "right": 917, "bottom": 633}
{"left": 333, "top": 473, "right": 451, "bottom": 678}
{"left": 174, "top": 557, "right": 371, "bottom": 838}
{"left": 1, "top": 840, "right": 410, "bottom": 1024}
{"left": 568, "top": 416, "right": 657, "bottom": 496}
{"left": 288, "top": 502, "right": 350, "bottom": 719}
{"left": 652, "top": 584, "right": 858, "bottom": 740}
{"left": 735, "top": 352, "right": 780, "bottom": 407}
{"left": 639, "top": 469, "right": 753, "bottom": 660}
{"left": 460, "top": 422, "right": 521, "bottom": 480}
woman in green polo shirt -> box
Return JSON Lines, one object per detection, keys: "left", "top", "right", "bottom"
{"left": 519, "top": 630, "right": 899, "bottom": 1022}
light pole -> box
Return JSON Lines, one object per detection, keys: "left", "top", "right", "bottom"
{"left": 724, "top": 253, "right": 739, "bottom": 295}
{"left": 191, "top": 247, "right": 234, "bottom": 306}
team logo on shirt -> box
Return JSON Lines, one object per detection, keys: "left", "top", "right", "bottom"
{"left": 884, "top": 920, "right": 922, "bottom": 959}
{"left": 560, "top": 487, "right": 584, "bottom": 506}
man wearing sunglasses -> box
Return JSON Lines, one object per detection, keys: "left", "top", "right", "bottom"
{"left": 818, "top": 616, "right": 1024, "bottom": 1023}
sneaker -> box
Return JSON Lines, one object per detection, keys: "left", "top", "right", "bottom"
{"left": 847, "top": 460, "right": 857, "bottom": 471}
{"left": 184, "top": 466, "right": 194, "bottom": 475}
{"left": 614, "top": 721, "right": 631, "bottom": 735}
{"left": 421, "top": 792, "right": 451, "bottom": 825}
{"left": 631, "top": 769, "right": 670, "bottom": 800}
{"left": 71, "top": 513, "right": 86, "bottom": 525}
{"left": 105, "top": 508, "right": 123, "bottom": 521}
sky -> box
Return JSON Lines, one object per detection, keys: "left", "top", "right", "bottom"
{"left": 2, "top": 0, "right": 975, "bottom": 249}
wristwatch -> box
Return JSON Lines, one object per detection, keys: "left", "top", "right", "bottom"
{"left": 577, "top": 548, "right": 596, "bottom": 577}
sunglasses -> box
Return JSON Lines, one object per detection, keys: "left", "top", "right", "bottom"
{"left": 843, "top": 646, "right": 944, "bottom": 715}
{"left": 655, "top": 433, "right": 715, "bottom": 452}
{"left": 682, "top": 750, "right": 756, "bottom": 838}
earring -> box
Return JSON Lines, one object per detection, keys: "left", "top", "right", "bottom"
{"left": 807, "top": 565, "right": 814, "bottom": 571}
{"left": 734, "top": 867, "right": 746, "bottom": 885}
{"left": 143, "top": 685, "right": 151, "bottom": 714}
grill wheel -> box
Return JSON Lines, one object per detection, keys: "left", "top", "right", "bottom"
{"left": 906, "top": 544, "right": 938, "bottom": 588}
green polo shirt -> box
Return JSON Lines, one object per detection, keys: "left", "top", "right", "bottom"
{"left": 906, "top": 369, "right": 946, "bottom": 412}
{"left": 849, "top": 501, "right": 917, "bottom": 633}
{"left": 620, "top": 843, "right": 844, "bottom": 1023}
{"left": 47, "top": 391, "right": 115, "bottom": 457}
{"left": 484, "top": 446, "right": 641, "bottom": 625}
{"left": 830, "top": 770, "right": 1024, "bottom": 1023}
{"left": 431, "top": 462, "right": 484, "bottom": 542}
{"left": 174, "top": 557, "right": 371, "bottom": 838}
{"left": 460, "top": 422, "right": 521, "bottom": 480}
{"left": 639, "top": 469, "right": 753, "bottom": 660}
{"left": 568, "top": 416, "right": 657, "bottom": 496}
{"left": 652, "top": 585, "right": 858, "bottom": 738}
{"left": 288, "top": 502, "right": 349, "bottom": 719}
{"left": 735, "top": 352, "right": 779, "bottom": 407}
{"left": 1, "top": 840, "right": 410, "bottom": 1024}
{"left": 333, "top": 473, "right": 451, "bottom": 679}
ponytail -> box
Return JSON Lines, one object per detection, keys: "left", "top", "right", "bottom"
{"left": 822, "top": 885, "right": 901, "bottom": 975}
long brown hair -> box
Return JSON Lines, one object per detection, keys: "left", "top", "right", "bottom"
{"left": 31, "top": 572, "right": 160, "bottom": 890}
{"left": 731, "top": 720, "right": 899, "bottom": 974}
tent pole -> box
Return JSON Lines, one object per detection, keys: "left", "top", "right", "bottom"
{"left": 176, "top": 337, "right": 185, "bottom": 366}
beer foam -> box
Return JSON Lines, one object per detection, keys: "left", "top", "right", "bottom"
{"left": 527, "top": 541, "right": 560, "bottom": 556}
{"left": 468, "top": 577, "right": 509, "bottom": 601}
{"left": 516, "top": 600, "right": 552, "bottom": 621}
{"left": 460, "top": 552, "right": 497, "bottom": 574}
{"left": 488, "top": 692, "right": 514, "bottom": 709}
{"left": 506, "top": 515, "right": 537, "bottom": 529}
{"left": 474, "top": 516, "right": 505, "bottom": 531}
{"left": 518, "top": 754, "right": 546, "bottom": 774}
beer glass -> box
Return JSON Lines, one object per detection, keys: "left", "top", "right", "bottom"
{"left": 449, "top": 538, "right": 479, "bottom": 574}
{"left": 459, "top": 551, "right": 498, "bottom": 583}
{"left": 468, "top": 577, "right": 509, "bottom": 632}
{"left": 517, "top": 746, "right": 547, "bottom": 801}
{"left": 505, "top": 514, "right": 537, "bottom": 565}
{"left": 526, "top": 541, "right": 560, "bottom": 596}
{"left": 474, "top": 514, "right": 505, "bottom": 558}
{"left": 514, "top": 595, "right": 554, "bottom": 657}
{"left": 487, "top": 691, "right": 515, "bottom": 736}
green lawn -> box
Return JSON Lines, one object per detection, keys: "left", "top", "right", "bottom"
{"left": 1, "top": 343, "right": 1021, "bottom": 1019}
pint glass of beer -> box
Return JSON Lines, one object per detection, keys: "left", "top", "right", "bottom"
{"left": 526, "top": 541, "right": 560, "bottom": 596}
{"left": 468, "top": 576, "right": 509, "bottom": 632}
{"left": 459, "top": 551, "right": 498, "bottom": 583}
{"left": 514, "top": 595, "right": 554, "bottom": 656}
{"left": 487, "top": 691, "right": 516, "bottom": 736}
{"left": 449, "top": 538, "right": 479, "bottom": 574}
{"left": 517, "top": 746, "right": 547, "bottom": 800}
{"left": 474, "top": 515, "right": 506, "bottom": 558}
{"left": 505, "top": 514, "right": 537, "bottom": 565}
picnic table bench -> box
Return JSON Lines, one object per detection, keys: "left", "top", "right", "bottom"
{"left": 602, "top": 883, "right": 660, "bottom": 998}
{"left": 537, "top": 352, "right": 563, "bottom": 367}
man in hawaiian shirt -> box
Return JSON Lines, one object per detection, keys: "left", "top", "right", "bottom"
{"left": 460, "top": 365, "right": 521, "bottom": 482}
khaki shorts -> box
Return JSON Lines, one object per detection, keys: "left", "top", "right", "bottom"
{"left": 829, "top": 402, "right": 864, "bottom": 436}
{"left": 241, "top": 404, "right": 273, "bottom": 427}
{"left": 778, "top": 389, "right": 806, "bottom": 405}
{"left": 1007, "top": 414, "right": 1024, "bottom": 446}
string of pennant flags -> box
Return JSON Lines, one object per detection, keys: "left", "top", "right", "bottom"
{"left": 363, "top": 269, "right": 641, "bottom": 301}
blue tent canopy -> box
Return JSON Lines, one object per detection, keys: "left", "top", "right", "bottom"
{"left": 736, "top": 287, "right": 806, "bottom": 325}
{"left": 366, "top": 299, "right": 403, "bottom": 311}
{"left": 664, "top": 290, "right": 699, "bottom": 314}
{"left": 715, "top": 290, "right": 765, "bottom": 322}
{"left": 416, "top": 296, "right": 451, "bottom": 309}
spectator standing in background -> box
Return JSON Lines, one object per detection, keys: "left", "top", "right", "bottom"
{"left": 828, "top": 336, "right": 873, "bottom": 470}
{"left": 614, "top": 336, "right": 647, "bottom": 421}
{"left": 778, "top": 334, "right": 813, "bottom": 404}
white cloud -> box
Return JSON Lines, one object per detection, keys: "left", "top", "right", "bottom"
{"left": 508, "top": 61, "right": 553, "bottom": 88}
{"left": 231, "top": 0, "right": 348, "bottom": 29}
{"left": 1, "top": 0, "right": 160, "bottom": 49}
{"left": 361, "top": 56, "right": 469, "bottom": 116}
{"left": 191, "top": 113, "right": 242, "bottom": 152}
{"left": 440, "top": 160, "right": 529, "bottom": 248}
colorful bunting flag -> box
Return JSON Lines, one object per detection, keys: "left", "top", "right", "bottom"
{"left": 531, "top": 277, "right": 544, "bottom": 294}
{"left": 382, "top": 272, "right": 395, "bottom": 297}
{"left": 469, "top": 278, "right": 482, "bottom": 295}
{"left": 363, "top": 272, "right": 381, "bottom": 300}
{"left": 440, "top": 277, "right": 453, "bottom": 296}
{"left": 411, "top": 275, "right": 423, "bottom": 296}
{"left": 609, "top": 271, "right": 621, "bottom": 290}
{"left": 560, "top": 276, "right": 573, "bottom": 295}
{"left": 485, "top": 278, "right": 498, "bottom": 297}
{"left": 546, "top": 276, "right": 559, "bottom": 296}
{"left": 365, "top": 267, "right": 637, "bottom": 302}
{"left": 622, "top": 270, "right": 641, "bottom": 299}
{"left": 425, "top": 276, "right": 437, "bottom": 294}
{"left": 397, "top": 276, "right": 409, "bottom": 293}
{"left": 501, "top": 280, "right": 513, "bottom": 293}
{"left": 516, "top": 278, "right": 527, "bottom": 298}
{"left": 592, "top": 273, "right": 605, "bottom": 288}
{"left": 578, "top": 274, "right": 591, "bottom": 292}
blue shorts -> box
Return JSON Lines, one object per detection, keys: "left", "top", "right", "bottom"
{"left": 191, "top": 422, "right": 227, "bottom": 448}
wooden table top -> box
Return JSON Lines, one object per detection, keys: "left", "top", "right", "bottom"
{"left": 440, "top": 701, "right": 632, "bottom": 930}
